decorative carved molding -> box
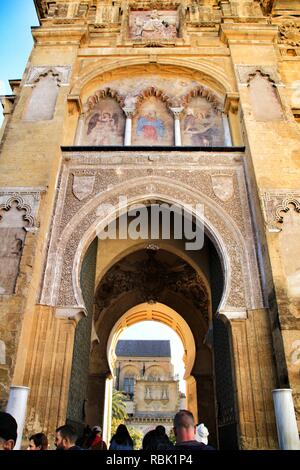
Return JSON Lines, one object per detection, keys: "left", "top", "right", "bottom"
{"left": 236, "top": 65, "right": 280, "bottom": 85}
{"left": 260, "top": 190, "right": 300, "bottom": 232}
{"left": 86, "top": 87, "right": 125, "bottom": 111}
{"left": 72, "top": 175, "right": 95, "bottom": 201}
{"left": 0, "top": 189, "right": 44, "bottom": 230}
{"left": 279, "top": 21, "right": 300, "bottom": 47}
{"left": 275, "top": 198, "right": 300, "bottom": 223}
{"left": 181, "top": 86, "right": 222, "bottom": 112}
{"left": 135, "top": 86, "right": 173, "bottom": 108}
{"left": 211, "top": 174, "right": 234, "bottom": 202}
{"left": 95, "top": 253, "right": 209, "bottom": 323}
{"left": 25, "top": 66, "right": 71, "bottom": 86}
{"left": 39, "top": 150, "right": 264, "bottom": 316}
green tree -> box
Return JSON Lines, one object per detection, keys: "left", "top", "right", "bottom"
{"left": 112, "top": 389, "right": 128, "bottom": 420}
{"left": 127, "top": 426, "right": 143, "bottom": 450}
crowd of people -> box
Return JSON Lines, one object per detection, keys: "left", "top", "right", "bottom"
{"left": 0, "top": 409, "right": 214, "bottom": 451}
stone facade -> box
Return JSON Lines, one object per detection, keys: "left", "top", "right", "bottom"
{"left": 0, "top": 0, "right": 300, "bottom": 449}
{"left": 115, "top": 340, "right": 180, "bottom": 436}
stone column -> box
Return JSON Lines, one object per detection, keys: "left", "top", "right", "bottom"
{"left": 222, "top": 113, "right": 232, "bottom": 146}
{"left": 224, "top": 93, "right": 243, "bottom": 146}
{"left": 74, "top": 113, "right": 85, "bottom": 145}
{"left": 6, "top": 386, "right": 30, "bottom": 450}
{"left": 230, "top": 309, "right": 278, "bottom": 449}
{"left": 272, "top": 389, "right": 300, "bottom": 450}
{"left": 123, "top": 107, "right": 135, "bottom": 146}
{"left": 102, "top": 375, "right": 113, "bottom": 445}
{"left": 170, "top": 107, "right": 184, "bottom": 146}
{"left": 23, "top": 306, "right": 84, "bottom": 437}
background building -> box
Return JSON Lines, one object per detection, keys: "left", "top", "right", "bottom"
{"left": 115, "top": 339, "right": 183, "bottom": 435}
{"left": 0, "top": 0, "right": 300, "bottom": 450}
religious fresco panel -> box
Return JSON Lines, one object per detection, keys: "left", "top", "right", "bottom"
{"left": 132, "top": 97, "right": 174, "bottom": 146}
{"left": 83, "top": 98, "right": 125, "bottom": 146}
{"left": 182, "top": 97, "right": 225, "bottom": 147}
{"left": 129, "top": 10, "right": 179, "bottom": 40}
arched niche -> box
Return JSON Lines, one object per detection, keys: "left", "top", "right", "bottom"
{"left": 247, "top": 70, "right": 283, "bottom": 121}
{"left": 24, "top": 70, "right": 60, "bottom": 122}
{"left": 81, "top": 95, "right": 126, "bottom": 146}
{"left": 132, "top": 96, "right": 174, "bottom": 146}
{"left": 182, "top": 95, "right": 225, "bottom": 147}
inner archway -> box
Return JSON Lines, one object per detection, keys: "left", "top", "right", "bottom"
{"left": 107, "top": 307, "right": 192, "bottom": 441}
{"left": 66, "top": 202, "right": 240, "bottom": 449}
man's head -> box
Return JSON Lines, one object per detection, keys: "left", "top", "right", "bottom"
{"left": 155, "top": 425, "right": 166, "bottom": 437}
{"left": 173, "top": 410, "right": 196, "bottom": 444}
{"left": 27, "top": 433, "right": 48, "bottom": 450}
{"left": 55, "top": 425, "right": 78, "bottom": 450}
{"left": 0, "top": 412, "right": 18, "bottom": 451}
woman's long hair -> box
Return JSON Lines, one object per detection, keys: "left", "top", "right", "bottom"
{"left": 112, "top": 424, "right": 133, "bottom": 447}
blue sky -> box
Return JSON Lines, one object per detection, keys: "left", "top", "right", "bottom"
{"left": 0, "top": 0, "right": 39, "bottom": 122}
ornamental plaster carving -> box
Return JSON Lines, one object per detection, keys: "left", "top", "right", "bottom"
{"left": 211, "top": 174, "right": 234, "bottom": 202}
{"left": 0, "top": 188, "right": 43, "bottom": 230}
{"left": 95, "top": 259, "right": 209, "bottom": 323}
{"left": 72, "top": 175, "right": 96, "bottom": 201}
{"left": 236, "top": 65, "right": 280, "bottom": 85}
{"left": 279, "top": 21, "right": 300, "bottom": 47}
{"left": 260, "top": 190, "right": 300, "bottom": 232}
{"left": 25, "top": 66, "right": 71, "bottom": 86}
{"left": 39, "top": 151, "right": 263, "bottom": 319}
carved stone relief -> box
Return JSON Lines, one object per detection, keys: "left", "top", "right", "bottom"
{"left": 39, "top": 150, "right": 263, "bottom": 318}
{"left": 248, "top": 72, "right": 283, "bottom": 121}
{"left": 260, "top": 190, "right": 300, "bottom": 231}
{"left": 129, "top": 10, "right": 179, "bottom": 40}
{"left": 236, "top": 65, "right": 280, "bottom": 85}
{"left": 72, "top": 175, "right": 96, "bottom": 201}
{"left": 211, "top": 175, "right": 234, "bottom": 202}
{"left": 95, "top": 254, "right": 210, "bottom": 323}
{"left": 279, "top": 21, "right": 300, "bottom": 47}
{"left": 24, "top": 73, "right": 60, "bottom": 122}
{"left": 0, "top": 190, "right": 41, "bottom": 295}
{"left": 26, "top": 66, "right": 71, "bottom": 86}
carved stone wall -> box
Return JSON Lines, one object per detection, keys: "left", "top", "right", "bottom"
{"left": 39, "top": 150, "right": 263, "bottom": 318}
{"left": 0, "top": 188, "right": 42, "bottom": 410}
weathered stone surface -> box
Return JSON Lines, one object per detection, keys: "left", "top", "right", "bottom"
{"left": 0, "top": 0, "right": 299, "bottom": 450}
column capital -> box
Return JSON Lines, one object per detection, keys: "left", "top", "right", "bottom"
{"left": 170, "top": 106, "right": 184, "bottom": 119}
{"left": 55, "top": 306, "right": 87, "bottom": 324}
{"left": 122, "top": 107, "right": 135, "bottom": 118}
{"left": 67, "top": 95, "right": 83, "bottom": 115}
{"left": 224, "top": 93, "right": 240, "bottom": 115}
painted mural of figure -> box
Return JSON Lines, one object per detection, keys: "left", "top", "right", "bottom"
{"left": 136, "top": 110, "right": 165, "bottom": 143}
{"left": 183, "top": 108, "right": 217, "bottom": 146}
{"left": 87, "top": 111, "right": 120, "bottom": 145}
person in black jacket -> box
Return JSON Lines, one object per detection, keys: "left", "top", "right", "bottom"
{"left": 173, "top": 410, "right": 215, "bottom": 450}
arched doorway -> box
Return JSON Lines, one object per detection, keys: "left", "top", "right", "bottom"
{"left": 65, "top": 203, "right": 239, "bottom": 449}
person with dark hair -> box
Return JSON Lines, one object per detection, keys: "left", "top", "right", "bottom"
{"left": 55, "top": 424, "right": 81, "bottom": 450}
{"left": 109, "top": 424, "right": 133, "bottom": 450}
{"left": 155, "top": 425, "right": 173, "bottom": 449}
{"left": 173, "top": 410, "right": 215, "bottom": 450}
{"left": 76, "top": 425, "right": 91, "bottom": 448}
{"left": 0, "top": 412, "right": 17, "bottom": 451}
{"left": 142, "top": 429, "right": 160, "bottom": 451}
{"left": 27, "top": 432, "right": 48, "bottom": 450}
{"left": 143, "top": 427, "right": 173, "bottom": 450}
